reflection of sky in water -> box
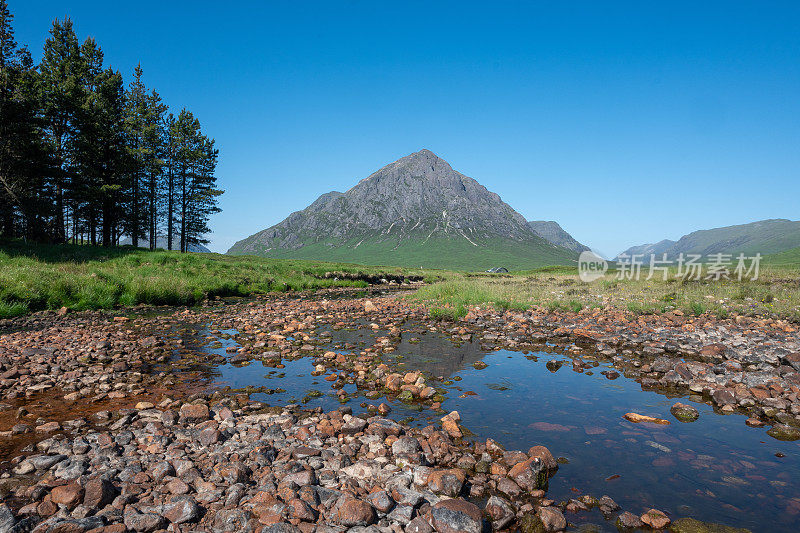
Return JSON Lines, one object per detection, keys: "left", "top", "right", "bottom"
{"left": 192, "top": 323, "right": 800, "bottom": 532}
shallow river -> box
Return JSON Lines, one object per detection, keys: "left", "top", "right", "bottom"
{"left": 186, "top": 320, "right": 800, "bottom": 532}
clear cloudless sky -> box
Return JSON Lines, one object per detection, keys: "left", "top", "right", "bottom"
{"left": 10, "top": 1, "right": 800, "bottom": 256}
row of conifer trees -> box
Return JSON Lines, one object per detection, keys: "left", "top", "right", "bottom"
{"left": 0, "top": 1, "right": 221, "bottom": 250}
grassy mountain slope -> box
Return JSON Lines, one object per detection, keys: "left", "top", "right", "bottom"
{"left": 617, "top": 219, "right": 800, "bottom": 259}
{"left": 240, "top": 234, "right": 575, "bottom": 271}
{"left": 763, "top": 246, "right": 800, "bottom": 270}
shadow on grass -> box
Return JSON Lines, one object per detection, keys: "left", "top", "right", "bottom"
{"left": 0, "top": 238, "right": 165, "bottom": 264}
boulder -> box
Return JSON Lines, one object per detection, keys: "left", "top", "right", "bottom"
{"left": 528, "top": 445, "right": 558, "bottom": 472}
{"left": 508, "top": 457, "right": 548, "bottom": 491}
{"left": 484, "top": 495, "right": 515, "bottom": 529}
{"left": 83, "top": 478, "right": 117, "bottom": 510}
{"left": 50, "top": 482, "right": 84, "bottom": 509}
{"left": 179, "top": 403, "right": 210, "bottom": 421}
{"left": 538, "top": 507, "right": 566, "bottom": 532}
{"left": 430, "top": 499, "right": 482, "bottom": 533}
{"left": 332, "top": 497, "right": 376, "bottom": 527}
{"left": 426, "top": 469, "right": 465, "bottom": 497}
{"left": 641, "top": 509, "right": 670, "bottom": 529}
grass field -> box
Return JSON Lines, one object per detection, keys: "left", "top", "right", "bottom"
{"left": 412, "top": 253, "right": 800, "bottom": 321}
{"left": 0, "top": 240, "right": 438, "bottom": 318}
{"left": 2, "top": 240, "right": 798, "bottom": 321}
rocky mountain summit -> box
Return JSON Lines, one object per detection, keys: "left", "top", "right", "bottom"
{"left": 228, "top": 150, "right": 576, "bottom": 270}
{"left": 527, "top": 221, "right": 589, "bottom": 253}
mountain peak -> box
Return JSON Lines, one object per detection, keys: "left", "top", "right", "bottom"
{"left": 393, "top": 148, "right": 450, "bottom": 171}
{"left": 410, "top": 148, "right": 437, "bottom": 159}
{"left": 228, "top": 150, "right": 578, "bottom": 269}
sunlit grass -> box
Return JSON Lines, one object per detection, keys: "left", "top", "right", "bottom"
{"left": 0, "top": 240, "right": 444, "bottom": 316}
{"left": 411, "top": 265, "right": 800, "bottom": 321}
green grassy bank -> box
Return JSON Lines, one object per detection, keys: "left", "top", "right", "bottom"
{"left": 0, "top": 240, "right": 435, "bottom": 318}
{"left": 3, "top": 240, "right": 798, "bottom": 322}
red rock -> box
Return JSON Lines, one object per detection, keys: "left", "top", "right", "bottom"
{"left": 166, "top": 479, "right": 190, "bottom": 495}
{"left": 711, "top": 388, "right": 735, "bottom": 406}
{"left": 179, "top": 403, "right": 210, "bottom": 421}
{"left": 83, "top": 478, "right": 116, "bottom": 510}
{"left": 51, "top": 482, "right": 84, "bottom": 509}
{"left": 333, "top": 498, "right": 376, "bottom": 527}
{"left": 385, "top": 374, "right": 402, "bottom": 391}
{"left": 623, "top": 413, "right": 670, "bottom": 425}
{"left": 37, "top": 500, "right": 58, "bottom": 516}
{"left": 35, "top": 421, "right": 61, "bottom": 433}
{"left": 641, "top": 508, "right": 671, "bottom": 529}
{"left": 528, "top": 445, "right": 558, "bottom": 471}
{"left": 699, "top": 343, "right": 726, "bottom": 360}
{"left": 288, "top": 498, "right": 316, "bottom": 521}
{"left": 441, "top": 418, "right": 462, "bottom": 438}
{"left": 509, "top": 457, "right": 547, "bottom": 491}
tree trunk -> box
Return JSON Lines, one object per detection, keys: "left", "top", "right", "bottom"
{"left": 149, "top": 174, "right": 156, "bottom": 250}
{"left": 131, "top": 166, "right": 139, "bottom": 247}
{"left": 1, "top": 206, "right": 13, "bottom": 238}
{"left": 180, "top": 163, "right": 186, "bottom": 253}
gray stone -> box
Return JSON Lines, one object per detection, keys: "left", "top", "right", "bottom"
{"left": 124, "top": 510, "right": 167, "bottom": 532}
{"left": 430, "top": 499, "right": 482, "bottom": 533}
{"left": 163, "top": 497, "right": 201, "bottom": 524}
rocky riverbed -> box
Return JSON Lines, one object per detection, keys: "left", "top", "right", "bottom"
{"left": 0, "top": 289, "right": 797, "bottom": 532}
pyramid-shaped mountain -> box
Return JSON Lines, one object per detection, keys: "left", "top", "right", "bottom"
{"left": 227, "top": 149, "right": 576, "bottom": 270}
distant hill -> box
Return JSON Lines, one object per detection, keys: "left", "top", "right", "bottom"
{"left": 616, "top": 239, "right": 677, "bottom": 259}
{"left": 616, "top": 219, "right": 800, "bottom": 260}
{"left": 527, "top": 221, "right": 589, "bottom": 253}
{"left": 120, "top": 235, "right": 211, "bottom": 253}
{"left": 228, "top": 149, "right": 577, "bottom": 270}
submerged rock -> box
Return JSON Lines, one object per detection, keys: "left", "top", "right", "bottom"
{"left": 766, "top": 424, "right": 800, "bottom": 441}
{"left": 668, "top": 517, "right": 752, "bottom": 533}
{"left": 671, "top": 402, "right": 700, "bottom": 422}
{"left": 623, "top": 412, "right": 670, "bottom": 425}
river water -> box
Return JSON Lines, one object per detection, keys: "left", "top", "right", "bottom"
{"left": 185, "top": 318, "right": 800, "bottom": 532}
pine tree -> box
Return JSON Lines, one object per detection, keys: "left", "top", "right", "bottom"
{"left": 0, "top": 0, "right": 52, "bottom": 240}
{"left": 171, "top": 109, "right": 201, "bottom": 252}
{"left": 164, "top": 112, "right": 177, "bottom": 250}
{"left": 0, "top": 0, "right": 25, "bottom": 237}
{"left": 144, "top": 89, "right": 167, "bottom": 249}
{"left": 1, "top": 2, "right": 222, "bottom": 248}
{"left": 92, "top": 68, "right": 127, "bottom": 246}
{"left": 70, "top": 36, "right": 104, "bottom": 244}
{"left": 183, "top": 135, "right": 222, "bottom": 250}
{"left": 167, "top": 110, "right": 221, "bottom": 252}
{"left": 124, "top": 64, "right": 148, "bottom": 247}
{"left": 39, "top": 17, "right": 82, "bottom": 242}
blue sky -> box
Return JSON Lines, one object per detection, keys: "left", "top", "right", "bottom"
{"left": 11, "top": 1, "right": 800, "bottom": 256}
